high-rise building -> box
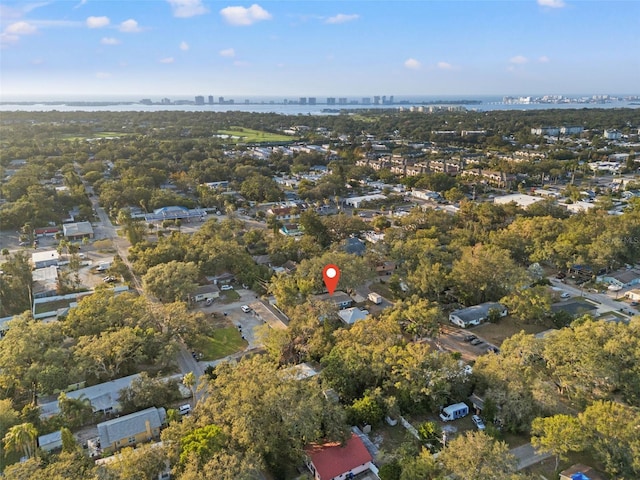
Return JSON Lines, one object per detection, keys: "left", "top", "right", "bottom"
{"left": 299, "top": 97, "right": 307, "bottom": 105}
{"left": 195, "top": 96, "right": 205, "bottom": 105}
{"left": 338, "top": 98, "right": 348, "bottom": 105}
{"left": 327, "top": 97, "right": 336, "bottom": 105}
{"left": 389, "top": 95, "right": 395, "bottom": 104}
{"left": 382, "top": 96, "right": 387, "bottom": 105}
{"left": 374, "top": 96, "right": 381, "bottom": 105}
{"left": 308, "top": 97, "right": 316, "bottom": 105}
{"left": 218, "top": 97, "right": 224, "bottom": 104}
{"left": 208, "top": 95, "right": 214, "bottom": 105}
{"left": 362, "top": 97, "right": 371, "bottom": 105}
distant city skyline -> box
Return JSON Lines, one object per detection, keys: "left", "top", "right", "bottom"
{"left": 1, "top": 1, "right": 639, "bottom": 97}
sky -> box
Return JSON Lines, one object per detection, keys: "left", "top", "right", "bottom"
{"left": 1, "top": 0, "right": 639, "bottom": 99}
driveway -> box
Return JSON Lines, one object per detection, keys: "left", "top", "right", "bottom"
{"left": 510, "top": 442, "right": 552, "bottom": 470}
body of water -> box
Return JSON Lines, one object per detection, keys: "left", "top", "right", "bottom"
{"left": 0, "top": 95, "right": 638, "bottom": 114}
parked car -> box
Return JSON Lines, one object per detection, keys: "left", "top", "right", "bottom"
{"left": 630, "top": 301, "right": 639, "bottom": 307}
{"left": 178, "top": 404, "right": 192, "bottom": 415}
{"left": 560, "top": 292, "right": 571, "bottom": 299}
{"left": 463, "top": 334, "right": 477, "bottom": 342}
{"left": 486, "top": 345, "right": 500, "bottom": 354}
{"left": 472, "top": 414, "right": 486, "bottom": 430}
{"left": 556, "top": 272, "right": 566, "bottom": 279}
{"left": 205, "top": 298, "right": 213, "bottom": 306}
{"left": 241, "top": 305, "right": 251, "bottom": 313}
{"left": 102, "top": 276, "right": 116, "bottom": 283}
{"left": 470, "top": 338, "right": 483, "bottom": 346}
{"left": 220, "top": 285, "right": 233, "bottom": 291}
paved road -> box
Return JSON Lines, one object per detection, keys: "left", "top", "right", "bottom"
{"left": 549, "top": 277, "right": 637, "bottom": 319}
{"left": 510, "top": 442, "right": 552, "bottom": 470}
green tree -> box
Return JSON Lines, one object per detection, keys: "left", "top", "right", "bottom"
{"left": 531, "top": 414, "right": 584, "bottom": 471}
{"left": 142, "top": 260, "right": 199, "bottom": 303}
{"left": 60, "top": 427, "right": 76, "bottom": 453}
{"left": 348, "top": 390, "right": 386, "bottom": 426}
{"left": 3, "top": 422, "right": 38, "bottom": 460}
{"left": 179, "top": 424, "right": 225, "bottom": 468}
{"left": 438, "top": 431, "right": 519, "bottom": 480}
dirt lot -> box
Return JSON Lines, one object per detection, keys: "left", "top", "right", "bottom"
{"left": 471, "top": 316, "right": 550, "bottom": 347}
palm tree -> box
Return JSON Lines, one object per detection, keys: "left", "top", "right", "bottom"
{"left": 3, "top": 422, "right": 38, "bottom": 459}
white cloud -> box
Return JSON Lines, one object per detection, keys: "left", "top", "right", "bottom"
{"left": 220, "top": 4, "right": 272, "bottom": 26}
{"left": 325, "top": 13, "right": 359, "bottom": 24}
{"left": 437, "top": 61, "right": 454, "bottom": 70}
{"left": 86, "top": 16, "right": 110, "bottom": 28}
{"left": 101, "top": 37, "right": 120, "bottom": 45}
{"left": 74, "top": 0, "right": 88, "bottom": 9}
{"left": 404, "top": 58, "right": 421, "bottom": 70}
{"left": 538, "top": 55, "right": 550, "bottom": 63}
{"left": 168, "top": 0, "right": 208, "bottom": 18}
{"left": 219, "top": 48, "right": 235, "bottom": 57}
{"left": 537, "top": 0, "right": 566, "bottom": 8}
{"left": 119, "top": 19, "right": 142, "bottom": 33}
{"left": 509, "top": 55, "right": 528, "bottom": 64}
{"left": 6, "top": 21, "right": 38, "bottom": 35}
{"left": 0, "top": 33, "right": 20, "bottom": 47}
{"left": 95, "top": 72, "right": 112, "bottom": 79}
{"left": 160, "top": 57, "right": 175, "bottom": 64}
{"left": 233, "top": 60, "right": 250, "bottom": 67}
{"left": 180, "top": 41, "right": 189, "bottom": 51}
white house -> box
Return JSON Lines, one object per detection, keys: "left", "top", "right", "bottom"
{"left": 192, "top": 284, "right": 220, "bottom": 302}
{"left": 32, "top": 250, "right": 60, "bottom": 269}
{"left": 337, "top": 308, "right": 369, "bottom": 325}
{"left": 449, "top": 302, "right": 508, "bottom": 328}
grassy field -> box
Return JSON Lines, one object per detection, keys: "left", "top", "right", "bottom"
{"left": 215, "top": 127, "right": 294, "bottom": 143}
{"left": 194, "top": 327, "right": 247, "bottom": 360}
{"left": 220, "top": 290, "right": 241, "bottom": 303}
{"left": 61, "top": 131, "right": 132, "bottom": 141}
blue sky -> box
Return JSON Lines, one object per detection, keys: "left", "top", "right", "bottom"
{"left": 1, "top": 1, "right": 638, "bottom": 98}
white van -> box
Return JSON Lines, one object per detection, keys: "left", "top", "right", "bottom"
{"left": 178, "top": 404, "right": 192, "bottom": 415}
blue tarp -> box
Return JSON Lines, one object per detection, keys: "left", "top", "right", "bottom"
{"left": 571, "top": 473, "right": 591, "bottom": 480}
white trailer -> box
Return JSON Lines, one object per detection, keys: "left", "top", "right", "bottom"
{"left": 368, "top": 292, "right": 383, "bottom": 304}
{"left": 439, "top": 402, "right": 469, "bottom": 422}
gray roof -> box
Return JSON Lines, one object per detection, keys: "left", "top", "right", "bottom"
{"left": 63, "top": 221, "right": 94, "bottom": 237}
{"left": 97, "top": 407, "right": 166, "bottom": 445}
{"left": 313, "top": 291, "right": 353, "bottom": 306}
{"left": 451, "top": 302, "right": 506, "bottom": 323}
{"left": 39, "top": 373, "right": 140, "bottom": 418}
{"left": 194, "top": 284, "right": 220, "bottom": 295}
{"left": 38, "top": 430, "right": 62, "bottom": 451}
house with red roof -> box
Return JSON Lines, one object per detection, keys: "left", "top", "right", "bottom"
{"left": 305, "top": 433, "right": 379, "bottom": 480}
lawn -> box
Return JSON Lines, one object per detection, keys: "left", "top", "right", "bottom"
{"left": 193, "top": 327, "right": 247, "bottom": 360}
{"left": 215, "top": 127, "right": 294, "bottom": 143}
{"left": 220, "top": 290, "right": 241, "bottom": 303}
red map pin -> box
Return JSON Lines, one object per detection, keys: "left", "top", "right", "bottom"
{"left": 322, "top": 264, "right": 341, "bottom": 296}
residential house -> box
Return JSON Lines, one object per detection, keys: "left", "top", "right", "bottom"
{"left": 31, "top": 250, "right": 60, "bottom": 269}
{"left": 192, "top": 284, "right": 220, "bottom": 302}
{"left": 559, "top": 464, "right": 606, "bottom": 480}
{"left": 62, "top": 221, "right": 94, "bottom": 241}
{"left": 208, "top": 272, "right": 235, "bottom": 286}
{"left": 39, "top": 373, "right": 141, "bottom": 418}
{"left": 604, "top": 129, "right": 622, "bottom": 140}
{"left": 625, "top": 289, "right": 640, "bottom": 301}
{"left": 338, "top": 307, "right": 369, "bottom": 325}
{"left": 38, "top": 430, "right": 63, "bottom": 453}
{"left": 375, "top": 261, "right": 396, "bottom": 277}
{"left": 34, "top": 227, "right": 60, "bottom": 238}
{"left": 597, "top": 267, "right": 640, "bottom": 288}
{"left": 266, "top": 205, "right": 306, "bottom": 222}
{"left": 305, "top": 433, "right": 379, "bottom": 480}
{"left": 449, "top": 302, "right": 507, "bottom": 328}
{"left": 312, "top": 291, "right": 353, "bottom": 310}
{"left": 97, "top": 407, "right": 166, "bottom": 453}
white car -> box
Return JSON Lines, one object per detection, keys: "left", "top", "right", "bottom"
{"left": 220, "top": 285, "right": 233, "bottom": 291}
{"left": 472, "top": 414, "right": 486, "bottom": 430}
{"left": 560, "top": 292, "right": 571, "bottom": 299}
{"left": 241, "top": 305, "right": 251, "bottom": 313}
